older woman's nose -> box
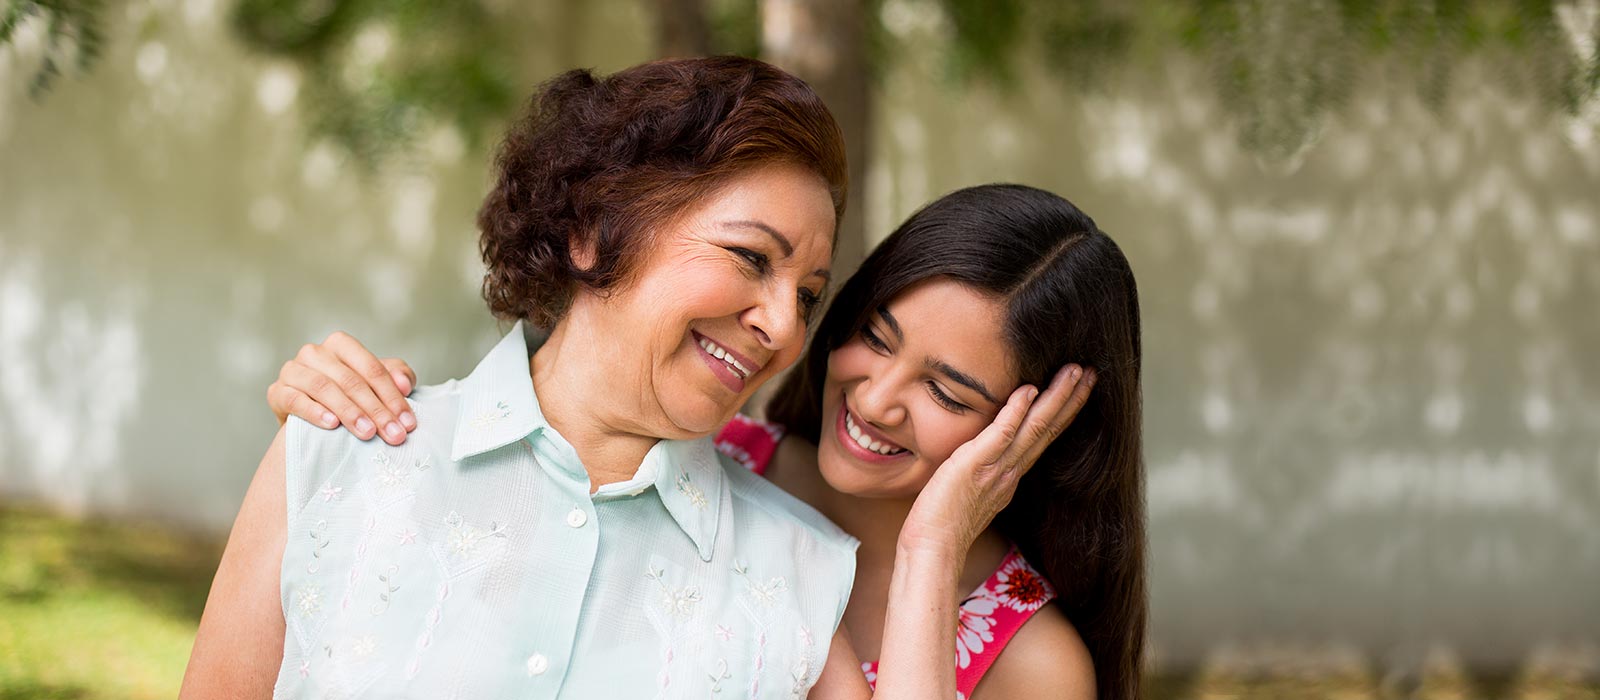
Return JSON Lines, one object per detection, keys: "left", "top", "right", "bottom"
{"left": 743, "top": 291, "right": 805, "bottom": 353}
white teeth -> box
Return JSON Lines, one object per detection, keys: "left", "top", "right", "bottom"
{"left": 844, "top": 410, "right": 904, "bottom": 455}
{"left": 698, "top": 336, "right": 750, "bottom": 379}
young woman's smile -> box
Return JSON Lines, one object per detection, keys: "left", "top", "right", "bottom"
{"left": 817, "top": 277, "right": 1020, "bottom": 497}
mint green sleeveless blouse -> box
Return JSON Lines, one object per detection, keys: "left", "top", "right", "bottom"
{"left": 273, "top": 322, "right": 858, "bottom": 698}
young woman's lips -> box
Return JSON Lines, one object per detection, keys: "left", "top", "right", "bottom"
{"left": 692, "top": 331, "right": 755, "bottom": 394}
{"left": 833, "top": 399, "right": 910, "bottom": 464}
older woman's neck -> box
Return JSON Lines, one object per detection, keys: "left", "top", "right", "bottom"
{"left": 529, "top": 321, "right": 663, "bottom": 492}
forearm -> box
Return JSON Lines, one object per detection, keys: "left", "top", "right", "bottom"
{"left": 869, "top": 542, "right": 963, "bottom": 699}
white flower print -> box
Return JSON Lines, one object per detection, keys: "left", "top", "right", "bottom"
{"left": 351, "top": 635, "right": 377, "bottom": 658}
{"left": 714, "top": 624, "right": 735, "bottom": 642}
{"left": 296, "top": 584, "right": 324, "bottom": 617}
{"left": 373, "top": 451, "right": 411, "bottom": 488}
{"left": 954, "top": 594, "right": 998, "bottom": 669}
{"left": 320, "top": 485, "right": 343, "bottom": 502}
{"left": 645, "top": 565, "right": 702, "bottom": 618}
{"left": 732, "top": 560, "right": 788, "bottom": 607}
{"left": 713, "top": 439, "right": 757, "bottom": 472}
{"left": 675, "top": 473, "right": 708, "bottom": 509}
{"left": 470, "top": 400, "right": 512, "bottom": 429}
{"left": 395, "top": 528, "right": 418, "bottom": 546}
{"left": 444, "top": 511, "right": 508, "bottom": 557}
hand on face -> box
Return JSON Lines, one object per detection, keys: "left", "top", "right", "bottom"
{"left": 899, "top": 363, "right": 1096, "bottom": 558}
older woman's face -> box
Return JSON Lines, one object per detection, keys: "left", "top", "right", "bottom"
{"left": 816, "top": 277, "right": 1023, "bottom": 499}
{"left": 581, "top": 162, "right": 836, "bottom": 436}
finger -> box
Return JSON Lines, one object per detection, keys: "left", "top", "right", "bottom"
{"left": 948, "top": 383, "right": 1039, "bottom": 470}
{"left": 269, "top": 383, "right": 339, "bottom": 429}
{"left": 283, "top": 352, "right": 383, "bottom": 441}
{"left": 1003, "top": 364, "right": 1086, "bottom": 467}
{"left": 380, "top": 358, "right": 416, "bottom": 395}
{"left": 324, "top": 335, "right": 413, "bottom": 440}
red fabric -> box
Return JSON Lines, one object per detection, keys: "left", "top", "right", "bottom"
{"left": 714, "top": 416, "right": 1057, "bottom": 697}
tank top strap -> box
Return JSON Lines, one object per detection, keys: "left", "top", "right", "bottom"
{"left": 860, "top": 545, "right": 1058, "bottom": 698}
{"left": 713, "top": 413, "right": 787, "bottom": 476}
{"left": 953, "top": 545, "right": 1058, "bottom": 696}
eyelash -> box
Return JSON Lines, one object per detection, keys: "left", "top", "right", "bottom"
{"left": 730, "top": 246, "right": 823, "bottom": 322}
{"left": 858, "top": 325, "right": 969, "bottom": 413}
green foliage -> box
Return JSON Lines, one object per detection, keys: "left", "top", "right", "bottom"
{"left": 2, "top": 0, "right": 105, "bottom": 98}
{"left": 228, "top": 0, "right": 519, "bottom": 168}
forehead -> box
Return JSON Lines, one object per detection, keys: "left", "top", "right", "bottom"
{"left": 881, "top": 278, "right": 1020, "bottom": 390}
{"left": 692, "top": 164, "right": 836, "bottom": 258}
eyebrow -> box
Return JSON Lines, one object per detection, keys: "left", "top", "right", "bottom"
{"left": 879, "top": 307, "right": 999, "bottom": 405}
{"left": 722, "top": 220, "right": 830, "bottom": 282}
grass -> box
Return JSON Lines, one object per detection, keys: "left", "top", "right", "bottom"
{"left": 0, "top": 506, "right": 223, "bottom": 700}
{"left": 0, "top": 504, "right": 1595, "bottom": 700}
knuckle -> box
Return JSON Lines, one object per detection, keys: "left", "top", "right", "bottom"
{"left": 309, "top": 374, "right": 339, "bottom": 396}
{"left": 326, "top": 330, "right": 351, "bottom": 344}
{"left": 336, "top": 372, "right": 368, "bottom": 394}
{"left": 296, "top": 343, "right": 318, "bottom": 360}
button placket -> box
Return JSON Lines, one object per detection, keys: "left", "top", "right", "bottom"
{"left": 565, "top": 507, "right": 588, "bottom": 528}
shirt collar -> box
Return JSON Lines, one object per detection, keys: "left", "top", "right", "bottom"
{"left": 450, "top": 321, "right": 546, "bottom": 463}
{"left": 451, "top": 321, "right": 724, "bottom": 561}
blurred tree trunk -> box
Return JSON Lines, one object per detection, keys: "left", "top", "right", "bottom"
{"left": 759, "top": 0, "right": 872, "bottom": 276}
{"left": 656, "top": 0, "right": 713, "bottom": 57}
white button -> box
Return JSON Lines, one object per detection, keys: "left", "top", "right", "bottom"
{"left": 566, "top": 507, "right": 587, "bottom": 528}
{"left": 526, "top": 652, "right": 549, "bottom": 676}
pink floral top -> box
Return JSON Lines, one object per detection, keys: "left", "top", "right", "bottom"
{"left": 715, "top": 414, "right": 1059, "bottom": 699}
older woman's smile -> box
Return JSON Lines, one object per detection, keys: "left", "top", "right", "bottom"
{"left": 693, "top": 330, "right": 761, "bottom": 392}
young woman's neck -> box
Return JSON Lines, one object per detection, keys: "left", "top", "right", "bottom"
{"left": 530, "top": 319, "right": 662, "bottom": 491}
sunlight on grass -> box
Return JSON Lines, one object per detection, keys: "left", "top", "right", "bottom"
{"left": 0, "top": 506, "right": 224, "bottom": 700}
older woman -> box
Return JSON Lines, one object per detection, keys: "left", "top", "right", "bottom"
{"left": 185, "top": 57, "right": 870, "bottom": 698}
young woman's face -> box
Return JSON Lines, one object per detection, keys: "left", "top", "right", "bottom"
{"left": 574, "top": 162, "right": 836, "bottom": 437}
{"left": 817, "top": 277, "right": 1023, "bottom": 499}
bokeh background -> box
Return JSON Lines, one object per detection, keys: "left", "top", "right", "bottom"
{"left": 2, "top": 0, "right": 1599, "bottom": 698}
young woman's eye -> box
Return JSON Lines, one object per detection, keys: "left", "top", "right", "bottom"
{"left": 859, "top": 325, "right": 888, "bottom": 352}
{"left": 729, "top": 247, "right": 770, "bottom": 274}
{"left": 926, "top": 381, "right": 970, "bottom": 413}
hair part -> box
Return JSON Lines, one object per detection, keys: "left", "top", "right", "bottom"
{"left": 765, "top": 184, "right": 1147, "bottom": 700}
{"left": 477, "top": 56, "right": 848, "bottom": 329}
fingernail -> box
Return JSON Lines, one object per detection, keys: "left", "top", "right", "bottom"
{"left": 356, "top": 417, "right": 375, "bottom": 436}
{"left": 399, "top": 411, "right": 417, "bottom": 430}
{"left": 1029, "top": 387, "right": 1041, "bottom": 402}
{"left": 384, "top": 422, "right": 404, "bottom": 440}
{"left": 320, "top": 411, "right": 338, "bottom": 428}
{"left": 1069, "top": 366, "right": 1083, "bottom": 382}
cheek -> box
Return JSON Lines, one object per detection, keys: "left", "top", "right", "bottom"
{"left": 910, "top": 408, "right": 986, "bottom": 466}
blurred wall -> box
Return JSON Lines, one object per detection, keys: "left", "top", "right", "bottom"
{"left": 2, "top": 0, "right": 1597, "bottom": 672}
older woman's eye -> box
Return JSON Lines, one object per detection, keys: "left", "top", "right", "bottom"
{"left": 799, "top": 289, "right": 823, "bottom": 322}
{"left": 728, "top": 247, "right": 770, "bottom": 274}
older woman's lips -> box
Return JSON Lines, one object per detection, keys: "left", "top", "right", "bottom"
{"left": 692, "top": 331, "right": 755, "bottom": 394}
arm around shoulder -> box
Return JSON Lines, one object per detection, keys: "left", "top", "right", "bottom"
{"left": 970, "top": 604, "right": 1096, "bottom": 700}
{"left": 180, "top": 426, "right": 290, "bottom": 699}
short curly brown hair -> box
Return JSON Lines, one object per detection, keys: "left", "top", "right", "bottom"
{"left": 476, "top": 56, "right": 849, "bottom": 329}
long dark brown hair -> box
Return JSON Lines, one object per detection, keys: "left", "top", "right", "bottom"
{"left": 765, "top": 184, "right": 1146, "bottom": 700}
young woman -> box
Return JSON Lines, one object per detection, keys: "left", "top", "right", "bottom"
{"left": 269, "top": 184, "right": 1146, "bottom": 699}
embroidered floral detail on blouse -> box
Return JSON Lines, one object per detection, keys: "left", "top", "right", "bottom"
{"left": 395, "top": 528, "right": 418, "bottom": 546}
{"left": 714, "top": 624, "right": 735, "bottom": 642}
{"left": 990, "top": 556, "right": 1055, "bottom": 613}
{"left": 351, "top": 634, "right": 377, "bottom": 658}
{"left": 675, "top": 473, "right": 707, "bottom": 509}
{"left": 371, "top": 565, "right": 400, "bottom": 616}
{"left": 320, "top": 485, "right": 343, "bottom": 502}
{"left": 373, "top": 451, "right": 412, "bottom": 488}
{"left": 296, "top": 584, "right": 324, "bottom": 618}
{"left": 732, "top": 561, "right": 788, "bottom": 607}
{"left": 645, "top": 565, "right": 703, "bottom": 618}
{"left": 298, "top": 659, "right": 311, "bottom": 677}
{"left": 470, "top": 400, "right": 512, "bottom": 429}
{"left": 307, "top": 519, "right": 330, "bottom": 574}
{"left": 708, "top": 658, "right": 731, "bottom": 693}
{"left": 954, "top": 594, "right": 998, "bottom": 669}
{"left": 443, "top": 511, "right": 508, "bottom": 556}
